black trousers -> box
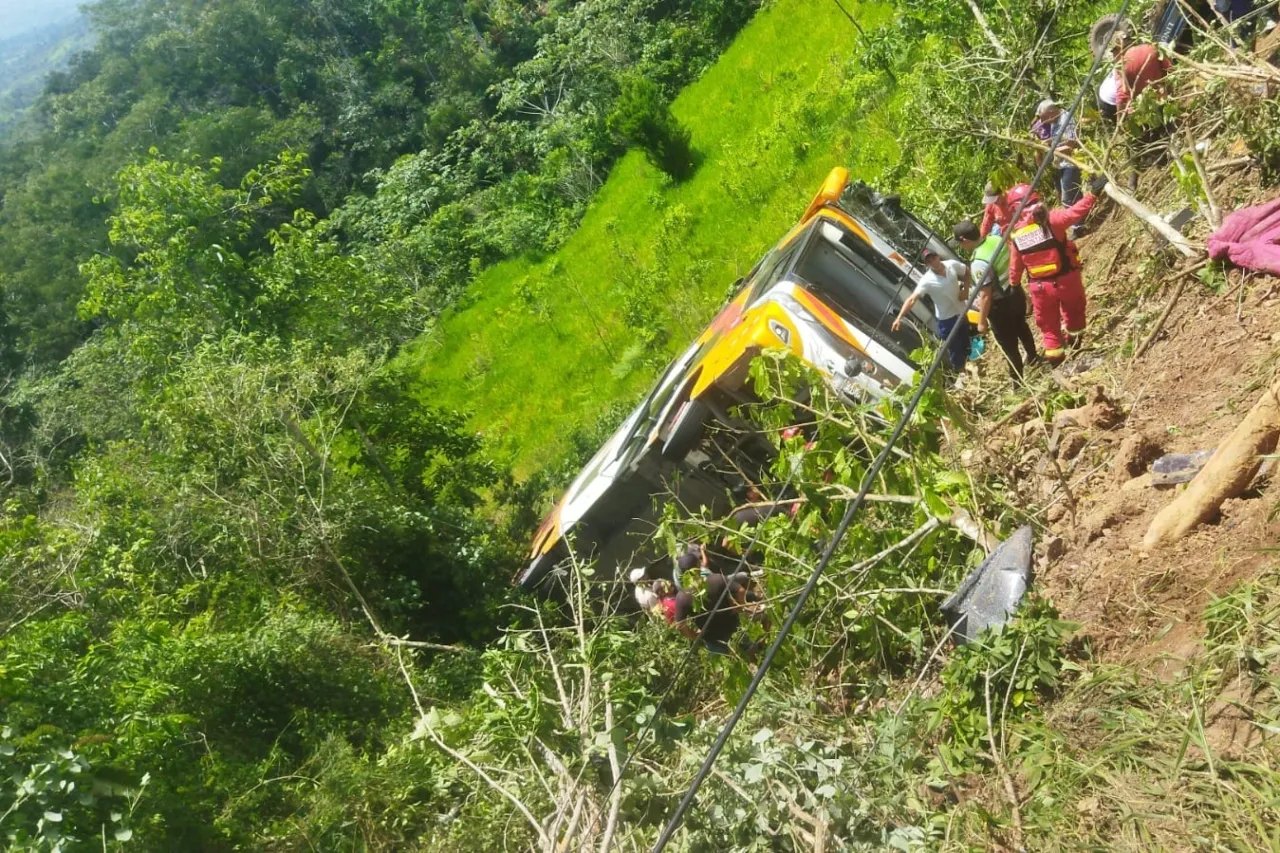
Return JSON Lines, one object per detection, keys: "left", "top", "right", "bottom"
{"left": 989, "top": 288, "right": 1039, "bottom": 378}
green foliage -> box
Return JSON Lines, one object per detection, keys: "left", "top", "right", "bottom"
{"left": 0, "top": 727, "right": 145, "bottom": 852}
{"left": 608, "top": 76, "right": 696, "bottom": 180}
{"left": 409, "top": 0, "right": 902, "bottom": 471}
{"left": 0, "top": 0, "right": 761, "bottom": 369}
{"left": 0, "top": 15, "right": 92, "bottom": 139}
{"left": 6, "top": 0, "right": 1280, "bottom": 849}
{"left": 931, "top": 597, "right": 1078, "bottom": 769}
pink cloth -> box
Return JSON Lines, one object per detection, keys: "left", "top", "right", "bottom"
{"left": 1208, "top": 197, "right": 1280, "bottom": 277}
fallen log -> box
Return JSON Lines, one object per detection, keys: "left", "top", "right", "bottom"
{"left": 1100, "top": 181, "right": 1200, "bottom": 259}
{"left": 1143, "top": 377, "right": 1280, "bottom": 549}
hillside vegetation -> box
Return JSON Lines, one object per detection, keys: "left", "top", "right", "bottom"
{"left": 400, "top": 0, "right": 898, "bottom": 471}
{"left": 2, "top": 0, "right": 1280, "bottom": 848}
{"left": 403, "top": 0, "right": 1117, "bottom": 474}
{"left": 0, "top": 15, "right": 92, "bottom": 137}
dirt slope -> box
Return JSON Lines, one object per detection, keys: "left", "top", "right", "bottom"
{"left": 963, "top": 156, "right": 1279, "bottom": 675}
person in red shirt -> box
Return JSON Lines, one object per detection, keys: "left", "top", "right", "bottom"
{"left": 1006, "top": 177, "right": 1105, "bottom": 363}
{"left": 979, "top": 182, "right": 1013, "bottom": 238}
{"left": 1115, "top": 41, "right": 1171, "bottom": 116}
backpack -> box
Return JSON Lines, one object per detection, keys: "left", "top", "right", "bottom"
{"left": 1011, "top": 204, "right": 1073, "bottom": 279}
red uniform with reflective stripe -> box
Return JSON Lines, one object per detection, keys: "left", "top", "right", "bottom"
{"left": 1008, "top": 194, "right": 1097, "bottom": 356}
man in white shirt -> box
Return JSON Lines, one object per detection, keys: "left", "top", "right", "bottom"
{"left": 892, "top": 249, "right": 971, "bottom": 372}
{"left": 1098, "top": 71, "right": 1119, "bottom": 122}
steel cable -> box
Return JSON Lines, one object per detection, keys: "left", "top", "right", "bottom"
{"left": 650, "top": 4, "right": 1132, "bottom": 848}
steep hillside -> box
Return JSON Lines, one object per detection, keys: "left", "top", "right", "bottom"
{"left": 401, "top": 0, "right": 901, "bottom": 471}
{"left": 0, "top": 15, "right": 92, "bottom": 137}
{"left": 4, "top": 0, "right": 1279, "bottom": 846}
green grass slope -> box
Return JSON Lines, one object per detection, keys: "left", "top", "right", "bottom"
{"left": 399, "top": 0, "right": 903, "bottom": 472}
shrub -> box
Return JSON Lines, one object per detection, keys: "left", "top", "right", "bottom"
{"left": 607, "top": 77, "right": 695, "bottom": 181}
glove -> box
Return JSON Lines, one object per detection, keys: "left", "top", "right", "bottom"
{"left": 1088, "top": 174, "right": 1108, "bottom": 196}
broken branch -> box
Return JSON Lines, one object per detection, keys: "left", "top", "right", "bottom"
{"left": 1132, "top": 259, "right": 1210, "bottom": 360}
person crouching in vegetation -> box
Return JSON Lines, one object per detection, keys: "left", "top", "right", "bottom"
{"left": 641, "top": 572, "right": 749, "bottom": 655}
{"left": 1114, "top": 33, "right": 1172, "bottom": 118}
{"left": 1006, "top": 176, "right": 1106, "bottom": 364}
{"left": 953, "top": 220, "right": 1040, "bottom": 383}
{"left": 892, "top": 249, "right": 971, "bottom": 373}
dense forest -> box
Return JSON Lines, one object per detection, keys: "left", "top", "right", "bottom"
{"left": 0, "top": 14, "right": 92, "bottom": 137}
{"left": 4, "top": 0, "right": 1280, "bottom": 848}
{"left": 0, "top": 0, "right": 762, "bottom": 847}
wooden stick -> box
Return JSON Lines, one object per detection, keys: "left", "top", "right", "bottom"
{"left": 1132, "top": 259, "right": 1210, "bottom": 360}
{"left": 377, "top": 637, "right": 468, "bottom": 653}
{"left": 1101, "top": 182, "right": 1199, "bottom": 259}
{"left": 1207, "top": 156, "right": 1255, "bottom": 173}
{"left": 939, "top": 125, "right": 1201, "bottom": 257}
{"left": 984, "top": 670, "right": 1025, "bottom": 848}
{"left": 421, "top": 721, "right": 552, "bottom": 848}
{"left": 1187, "top": 132, "right": 1221, "bottom": 229}
{"left": 598, "top": 692, "right": 622, "bottom": 853}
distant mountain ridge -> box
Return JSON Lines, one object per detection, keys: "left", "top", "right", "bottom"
{"left": 0, "top": 11, "right": 93, "bottom": 138}
{"left": 0, "top": 0, "right": 83, "bottom": 38}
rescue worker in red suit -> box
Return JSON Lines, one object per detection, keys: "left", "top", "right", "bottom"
{"left": 1006, "top": 175, "right": 1107, "bottom": 363}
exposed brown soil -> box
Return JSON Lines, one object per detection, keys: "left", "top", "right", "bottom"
{"left": 961, "top": 154, "right": 1280, "bottom": 671}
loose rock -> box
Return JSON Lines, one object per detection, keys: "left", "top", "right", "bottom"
{"left": 1054, "top": 386, "right": 1125, "bottom": 432}
{"left": 1113, "top": 431, "right": 1164, "bottom": 482}
{"left": 1057, "top": 430, "right": 1089, "bottom": 462}
{"left": 1121, "top": 473, "right": 1153, "bottom": 493}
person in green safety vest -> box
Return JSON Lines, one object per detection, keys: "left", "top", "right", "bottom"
{"left": 953, "top": 220, "right": 1041, "bottom": 383}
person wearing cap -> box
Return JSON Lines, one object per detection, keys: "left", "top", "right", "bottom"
{"left": 1005, "top": 176, "right": 1107, "bottom": 364}
{"left": 1032, "top": 99, "right": 1082, "bottom": 206}
{"left": 891, "top": 248, "right": 971, "bottom": 373}
{"left": 979, "top": 183, "right": 1013, "bottom": 238}
{"left": 953, "top": 219, "right": 1040, "bottom": 382}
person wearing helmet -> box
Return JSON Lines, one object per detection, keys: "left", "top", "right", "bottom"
{"left": 1005, "top": 178, "right": 1106, "bottom": 364}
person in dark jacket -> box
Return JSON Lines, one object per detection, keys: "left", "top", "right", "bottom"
{"left": 953, "top": 220, "right": 1040, "bottom": 382}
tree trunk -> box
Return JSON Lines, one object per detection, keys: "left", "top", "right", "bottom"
{"left": 1143, "top": 378, "right": 1280, "bottom": 548}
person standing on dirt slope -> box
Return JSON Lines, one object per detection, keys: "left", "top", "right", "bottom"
{"left": 953, "top": 220, "right": 1040, "bottom": 383}
{"left": 1006, "top": 177, "right": 1107, "bottom": 365}
{"left": 979, "top": 182, "right": 1013, "bottom": 238}
{"left": 891, "top": 248, "right": 971, "bottom": 373}
{"left": 1032, "top": 99, "right": 1082, "bottom": 206}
